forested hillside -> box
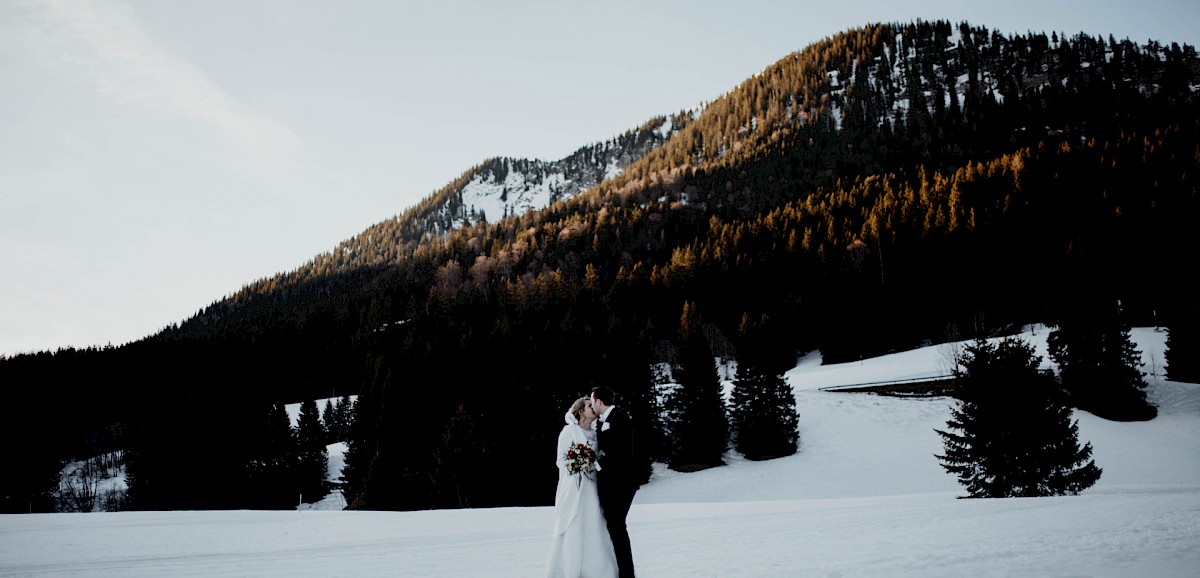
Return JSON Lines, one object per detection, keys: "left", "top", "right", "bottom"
{"left": 3, "top": 20, "right": 1197, "bottom": 513}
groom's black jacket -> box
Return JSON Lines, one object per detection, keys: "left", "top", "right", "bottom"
{"left": 597, "top": 407, "right": 636, "bottom": 490}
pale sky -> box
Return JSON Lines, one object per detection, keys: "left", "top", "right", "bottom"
{"left": 2, "top": 0, "right": 1197, "bottom": 357}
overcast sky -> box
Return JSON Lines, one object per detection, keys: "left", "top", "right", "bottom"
{"left": 2, "top": 0, "right": 1197, "bottom": 357}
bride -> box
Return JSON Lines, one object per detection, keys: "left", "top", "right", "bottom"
{"left": 544, "top": 397, "right": 619, "bottom": 578}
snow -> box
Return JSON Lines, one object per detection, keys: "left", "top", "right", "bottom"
{"left": 657, "top": 116, "right": 674, "bottom": 140}
{"left": 603, "top": 159, "right": 622, "bottom": 181}
{"left": 4, "top": 327, "right": 1198, "bottom": 577}
{"left": 829, "top": 102, "right": 842, "bottom": 132}
{"left": 298, "top": 441, "right": 349, "bottom": 512}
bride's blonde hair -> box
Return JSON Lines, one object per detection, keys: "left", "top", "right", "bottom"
{"left": 569, "top": 397, "right": 589, "bottom": 423}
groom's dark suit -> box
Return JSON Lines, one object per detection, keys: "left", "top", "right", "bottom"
{"left": 596, "top": 406, "right": 637, "bottom": 578}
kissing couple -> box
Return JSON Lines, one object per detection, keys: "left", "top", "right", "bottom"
{"left": 544, "top": 386, "right": 639, "bottom": 578}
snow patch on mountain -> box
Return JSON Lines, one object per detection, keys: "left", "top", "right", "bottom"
{"left": 437, "top": 113, "right": 693, "bottom": 231}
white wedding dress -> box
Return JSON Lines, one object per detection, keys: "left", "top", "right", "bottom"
{"left": 544, "top": 413, "right": 618, "bottom": 578}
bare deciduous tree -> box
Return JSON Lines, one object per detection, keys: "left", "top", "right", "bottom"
{"left": 58, "top": 451, "right": 125, "bottom": 512}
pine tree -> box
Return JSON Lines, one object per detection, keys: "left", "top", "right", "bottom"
{"left": 323, "top": 399, "right": 337, "bottom": 443}
{"left": 1048, "top": 299, "right": 1156, "bottom": 421}
{"left": 4, "top": 448, "right": 60, "bottom": 513}
{"left": 295, "top": 399, "right": 329, "bottom": 504}
{"left": 430, "top": 404, "right": 487, "bottom": 508}
{"left": 594, "top": 321, "right": 659, "bottom": 485}
{"left": 664, "top": 302, "right": 729, "bottom": 471}
{"left": 342, "top": 359, "right": 385, "bottom": 509}
{"left": 126, "top": 384, "right": 254, "bottom": 510}
{"left": 936, "top": 337, "right": 1101, "bottom": 498}
{"left": 729, "top": 313, "right": 799, "bottom": 460}
{"left": 245, "top": 403, "right": 298, "bottom": 509}
{"left": 1, "top": 370, "right": 66, "bottom": 513}
{"left": 329, "top": 394, "right": 355, "bottom": 442}
{"left": 729, "top": 361, "right": 798, "bottom": 460}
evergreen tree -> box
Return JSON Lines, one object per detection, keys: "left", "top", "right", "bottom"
{"left": 1048, "top": 299, "right": 1156, "bottom": 421}
{"left": 245, "top": 403, "right": 298, "bottom": 509}
{"left": 329, "top": 394, "right": 355, "bottom": 442}
{"left": 608, "top": 341, "right": 659, "bottom": 486}
{"left": 123, "top": 401, "right": 181, "bottom": 511}
{"left": 592, "top": 320, "right": 659, "bottom": 485}
{"left": 729, "top": 313, "right": 799, "bottom": 460}
{"left": 724, "top": 362, "right": 801, "bottom": 460}
{"left": 3, "top": 448, "right": 60, "bottom": 513}
{"left": 729, "top": 361, "right": 799, "bottom": 460}
{"left": 323, "top": 399, "right": 337, "bottom": 443}
{"left": 1, "top": 385, "right": 62, "bottom": 513}
{"left": 430, "top": 404, "right": 487, "bottom": 508}
{"left": 664, "top": 302, "right": 729, "bottom": 471}
{"left": 342, "top": 358, "right": 387, "bottom": 509}
{"left": 295, "top": 399, "right": 329, "bottom": 504}
{"left": 1165, "top": 304, "right": 1200, "bottom": 384}
{"left": 936, "top": 337, "right": 1101, "bottom": 498}
{"left": 126, "top": 383, "right": 255, "bottom": 510}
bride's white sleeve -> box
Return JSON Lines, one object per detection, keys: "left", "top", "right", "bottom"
{"left": 554, "top": 427, "right": 572, "bottom": 470}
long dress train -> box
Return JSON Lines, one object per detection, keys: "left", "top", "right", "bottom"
{"left": 544, "top": 412, "right": 618, "bottom": 578}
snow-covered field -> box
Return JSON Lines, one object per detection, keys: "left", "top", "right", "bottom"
{"left": 3, "top": 327, "right": 1198, "bottom": 577}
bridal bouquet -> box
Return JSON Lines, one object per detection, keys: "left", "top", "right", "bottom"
{"left": 564, "top": 442, "right": 603, "bottom": 477}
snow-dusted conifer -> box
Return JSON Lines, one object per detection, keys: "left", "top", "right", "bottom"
{"left": 296, "top": 399, "right": 329, "bottom": 503}
{"left": 730, "top": 313, "right": 799, "bottom": 460}
{"left": 936, "top": 337, "right": 1101, "bottom": 498}
{"left": 665, "top": 302, "right": 729, "bottom": 471}
{"left": 1048, "top": 299, "right": 1156, "bottom": 421}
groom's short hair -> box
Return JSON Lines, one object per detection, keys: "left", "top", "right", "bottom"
{"left": 591, "top": 385, "right": 616, "bottom": 406}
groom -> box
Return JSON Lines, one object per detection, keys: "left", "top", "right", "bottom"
{"left": 591, "top": 385, "right": 638, "bottom": 578}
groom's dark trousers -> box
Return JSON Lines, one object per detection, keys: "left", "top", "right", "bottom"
{"left": 599, "top": 483, "right": 637, "bottom": 578}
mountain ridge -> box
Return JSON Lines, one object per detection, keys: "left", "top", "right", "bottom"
{"left": 226, "top": 112, "right": 696, "bottom": 299}
{"left": 197, "top": 19, "right": 1196, "bottom": 325}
